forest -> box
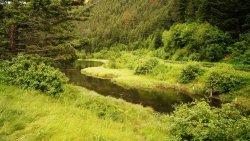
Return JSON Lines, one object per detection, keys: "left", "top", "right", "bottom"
{"left": 0, "top": 0, "right": 250, "bottom": 140}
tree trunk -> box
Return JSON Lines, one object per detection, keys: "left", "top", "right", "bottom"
{"left": 8, "top": 25, "right": 17, "bottom": 52}
{"left": 235, "top": 20, "right": 241, "bottom": 39}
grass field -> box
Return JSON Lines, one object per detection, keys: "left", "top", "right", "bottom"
{"left": 0, "top": 84, "right": 169, "bottom": 141}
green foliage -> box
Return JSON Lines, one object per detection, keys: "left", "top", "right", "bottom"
{"left": 42, "top": 44, "right": 77, "bottom": 65}
{"left": 168, "top": 101, "right": 250, "bottom": 141}
{"left": 167, "top": 0, "right": 250, "bottom": 37}
{"left": 135, "top": 58, "right": 159, "bottom": 75}
{"left": 106, "top": 53, "right": 139, "bottom": 69}
{"left": 206, "top": 70, "right": 245, "bottom": 94}
{"left": 79, "top": 0, "right": 168, "bottom": 51}
{"left": 228, "top": 33, "right": 250, "bottom": 64}
{"left": 200, "top": 44, "right": 225, "bottom": 62}
{"left": 162, "top": 22, "right": 231, "bottom": 61}
{"left": 0, "top": 0, "right": 76, "bottom": 51}
{"left": 0, "top": 54, "right": 68, "bottom": 95}
{"left": 178, "top": 63, "right": 203, "bottom": 84}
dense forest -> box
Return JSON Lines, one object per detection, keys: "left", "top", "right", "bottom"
{"left": 1, "top": 0, "right": 249, "bottom": 63}
{"left": 0, "top": 0, "right": 250, "bottom": 140}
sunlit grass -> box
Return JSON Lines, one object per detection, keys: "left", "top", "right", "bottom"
{"left": 0, "top": 84, "right": 169, "bottom": 141}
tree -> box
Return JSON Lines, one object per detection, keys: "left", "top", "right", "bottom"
{"left": 196, "top": 0, "right": 250, "bottom": 38}
{"left": 168, "top": 0, "right": 186, "bottom": 23}
{"left": 0, "top": 0, "right": 75, "bottom": 52}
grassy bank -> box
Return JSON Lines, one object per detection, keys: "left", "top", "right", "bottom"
{"left": 1, "top": 84, "right": 249, "bottom": 141}
{"left": 82, "top": 67, "right": 170, "bottom": 90}
{"left": 82, "top": 62, "right": 250, "bottom": 94}
{"left": 81, "top": 56, "right": 250, "bottom": 110}
{"left": 0, "top": 84, "right": 169, "bottom": 141}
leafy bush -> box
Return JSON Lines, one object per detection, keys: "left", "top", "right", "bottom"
{"left": 168, "top": 101, "right": 250, "bottom": 141}
{"left": 162, "top": 22, "right": 231, "bottom": 62}
{"left": 201, "top": 44, "right": 225, "bottom": 62}
{"left": 178, "top": 63, "right": 203, "bottom": 84}
{"left": 135, "top": 58, "right": 159, "bottom": 75}
{"left": 228, "top": 33, "right": 250, "bottom": 64}
{"left": 206, "top": 70, "right": 245, "bottom": 94}
{"left": 0, "top": 54, "right": 68, "bottom": 95}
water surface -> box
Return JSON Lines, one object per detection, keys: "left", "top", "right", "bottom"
{"left": 62, "top": 60, "right": 194, "bottom": 113}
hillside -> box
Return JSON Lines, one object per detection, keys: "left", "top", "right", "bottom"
{"left": 77, "top": 0, "right": 169, "bottom": 50}
{"left": 77, "top": 0, "right": 250, "bottom": 52}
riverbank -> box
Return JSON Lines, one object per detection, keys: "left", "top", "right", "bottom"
{"left": 0, "top": 84, "right": 169, "bottom": 140}
{"left": 81, "top": 66, "right": 193, "bottom": 93}
{"left": 81, "top": 59, "right": 250, "bottom": 111}
{"left": 1, "top": 83, "right": 249, "bottom": 141}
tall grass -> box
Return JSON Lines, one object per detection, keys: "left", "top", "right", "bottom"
{"left": 0, "top": 84, "right": 169, "bottom": 141}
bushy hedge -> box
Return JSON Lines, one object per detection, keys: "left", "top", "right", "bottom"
{"left": 178, "top": 63, "right": 203, "bottom": 84}
{"left": 168, "top": 101, "right": 250, "bottom": 141}
{"left": 135, "top": 58, "right": 159, "bottom": 75}
{"left": 0, "top": 54, "right": 68, "bottom": 95}
{"left": 206, "top": 70, "right": 245, "bottom": 94}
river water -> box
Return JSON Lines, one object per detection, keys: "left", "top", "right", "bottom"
{"left": 62, "top": 60, "right": 195, "bottom": 113}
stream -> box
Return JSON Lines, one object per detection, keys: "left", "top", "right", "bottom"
{"left": 62, "top": 60, "right": 195, "bottom": 113}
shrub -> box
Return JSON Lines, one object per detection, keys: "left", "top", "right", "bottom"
{"left": 162, "top": 22, "right": 231, "bottom": 62}
{"left": 0, "top": 54, "right": 68, "bottom": 95}
{"left": 200, "top": 44, "right": 225, "bottom": 62}
{"left": 168, "top": 101, "right": 250, "bottom": 141}
{"left": 152, "top": 48, "right": 168, "bottom": 59}
{"left": 228, "top": 33, "right": 250, "bottom": 64}
{"left": 135, "top": 58, "right": 159, "bottom": 75}
{"left": 178, "top": 63, "right": 203, "bottom": 84}
{"left": 206, "top": 70, "right": 245, "bottom": 94}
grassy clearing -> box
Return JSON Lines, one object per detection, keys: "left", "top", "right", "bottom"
{"left": 0, "top": 84, "right": 169, "bottom": 141}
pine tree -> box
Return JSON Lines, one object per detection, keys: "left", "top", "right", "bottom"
{"left": 0, "top": 0, "right": 75, "bottom": 52}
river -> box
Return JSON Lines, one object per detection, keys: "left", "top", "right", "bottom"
{"left": 62, "top": 60, "right": 195, "bottom": 113}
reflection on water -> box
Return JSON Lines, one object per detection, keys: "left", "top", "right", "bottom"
{"left": 62, "top": 60, "right": 194, "bottom": 113}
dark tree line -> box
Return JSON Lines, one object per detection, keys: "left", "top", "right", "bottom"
{"left": 168, "top": 0, "right": 250, "bottom": 38}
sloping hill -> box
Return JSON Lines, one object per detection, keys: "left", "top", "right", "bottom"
{"left": 78, "top": 0, "right": 168, "bottom": 48}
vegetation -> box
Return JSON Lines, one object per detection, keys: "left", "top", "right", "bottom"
{"left": 0, "top": 0, "right": 250, "bottom": 140}
{"left": 0, "top": 84, "right": 249, "bottom": 140}
{"left": 0, "top": 84, "right": 168, "bottom": 141}
{"left": 168, "top": 101, "right": 250, "bottom": 141}
{"left": 135, "top": 58, "right": 159, "bottom": 75}
{"left": 162, "top": 23, "right": 231, "bottom": 62}
{"left": 206, "top": 70, "right": 245, "bottom": 95}
{"left": 0, "top": 54, "right": 67, "bottom": 95}
{"left": 178, "top": 63, "right": 203, "bottom": 84}
{"left": 83, "top": 53, "right": 250, "bottom": 97}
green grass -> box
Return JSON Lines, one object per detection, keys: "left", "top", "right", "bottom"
{"left": 81, "top": 66, "right": 170, "bottom": 90}
{"left": 0, "top": 84, "right": 169, "bottom": 141}
{"left": 81, "top": 57, "right": 250, "bottom": 111}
